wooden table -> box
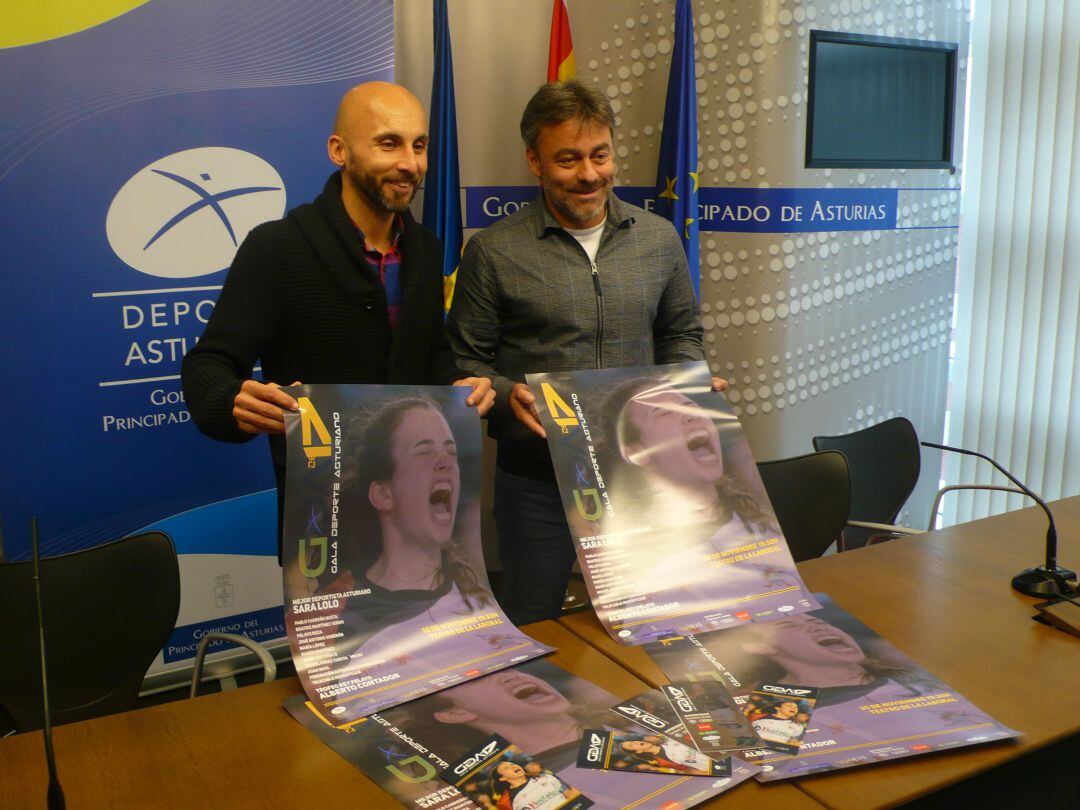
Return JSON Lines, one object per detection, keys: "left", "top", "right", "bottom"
{"left": 0, "top": 620, "right": 820, "bottom": 809}
{"left": 559, "top": 496, "right": 1080, "bottom": 808}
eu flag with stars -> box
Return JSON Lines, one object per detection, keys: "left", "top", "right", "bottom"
{"left": 423, "top": 0, "right": 463, "bottom": 314}
{"left": 655, "top": 0, "right": 700, "bottom": 299}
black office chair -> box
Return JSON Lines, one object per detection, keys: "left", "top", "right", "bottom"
{"left": 813, "top": 417, "right": 923, "bottom": 549}
{"left": 0, "top": 531, "right": 180, "bottom": 733}
{"left": 757, "top": 451, "right": 851, "bottom": 561}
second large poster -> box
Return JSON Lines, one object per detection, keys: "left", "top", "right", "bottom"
{"left": 645, "top": 594, "right": 1020, "bottom": 780}
{"left": 528, "top": 362, "right": 818, "bottom": 645}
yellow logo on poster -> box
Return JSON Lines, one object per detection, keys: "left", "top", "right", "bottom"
{"left": 540, "top": 383, "right": 578, "bottom": 434}
{"left": 297, "top": 396, "right": 331, "bottom": 467}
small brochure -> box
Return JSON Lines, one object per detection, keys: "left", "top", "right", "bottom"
{"left": 742, "top": 683, "right": 820, "bottom": 755}
{"left": 443, "top": 734, "right": 593, "bottom": 810}
{"left": 661, "top": 682, "right": 761, "bottom": 754}
{"left": 577, "top": 729, "right": 732, "bottom": 777}
{"left": 609, "top": 688, "right": 693, "bottom": 745}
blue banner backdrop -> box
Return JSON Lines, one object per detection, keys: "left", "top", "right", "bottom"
{"left": 0, "top": 0, "right": 394, "bottom": 673}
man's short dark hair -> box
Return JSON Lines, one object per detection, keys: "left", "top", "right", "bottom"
{"left": 519, "top": 79, "right": 616, "bottom": 151}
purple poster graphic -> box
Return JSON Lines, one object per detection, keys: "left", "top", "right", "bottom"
{"left": 644, "top": 594, "right": 1020, "bottom": 781}
{"left": 284, "top": 658, "right": 759, "bottom": 808}
{"left": 281, "top": 385, "right": 551, "bottom": 726}
{"left": 527, "top": 362, "right": 819, "bottom": 645}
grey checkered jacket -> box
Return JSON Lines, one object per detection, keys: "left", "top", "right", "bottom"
{"left": 447, "top": 192, "right": 704, "bottom": 480}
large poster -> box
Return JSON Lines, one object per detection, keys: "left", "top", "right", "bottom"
{"left": 645, "top": 594, "right": 1019, "bottom": 781}
{"left": 527, "top": 362, "right": 818, "bottom": 645}
{"left": 0, "top": 0, "right": 394, "bottom": 680}
{"left": 285, "top": 658, "right": 759, "bottom": 809}
{"left": 281, "top": 385, "right": 551, "bottom": 725}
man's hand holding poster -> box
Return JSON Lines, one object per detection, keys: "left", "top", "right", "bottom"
{"left": 527, "top": 362, "right": 819, "bottom": 645}
{"left": 281, "top": 385, "right": 551, "bottom": 725}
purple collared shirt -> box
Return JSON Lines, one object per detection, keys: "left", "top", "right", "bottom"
{"left": 358, "top": 217, "right": 404, "bottom": 331}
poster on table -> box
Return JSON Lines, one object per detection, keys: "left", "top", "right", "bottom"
{"left": 284, "top": 658, "right": 759, "bottom": 809}
{"left": 644, "top": 594, "right": 1020, "bottom": 781}
{"left": 281, "top": 384, "right": 551, "bottom": 726}
{"left": 527, "top": 361, "right": 819, "bottom": 646}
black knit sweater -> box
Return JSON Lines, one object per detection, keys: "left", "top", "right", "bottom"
{"left": 181, "top": 173, "right": 461, "bottom": 546}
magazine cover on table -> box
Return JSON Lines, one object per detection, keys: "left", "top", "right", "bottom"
{"left": 644, "top": 594, "right": 1020, "bottom": 780}
{"left": 281, "top": 384, "right": 551, "bottom": 727}
{"left": 527, "top": 362, "right": 819, "bottom": 645}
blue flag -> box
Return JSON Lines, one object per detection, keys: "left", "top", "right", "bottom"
{"left": 423, "top": 0, "right": 463, "bottom": 313}
{"left": 655, "top": 0, "right": 700, "bottom": 299}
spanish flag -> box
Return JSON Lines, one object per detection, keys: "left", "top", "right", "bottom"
{"left": 547, "top": 0, "right": 575, "bottom": 81}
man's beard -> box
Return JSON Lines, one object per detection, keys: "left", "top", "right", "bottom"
{"left": 542, "top": 175, "right": 610, "bottom": 227}
{"left": 347, "top": 165, "right": 421, "bottom": 214}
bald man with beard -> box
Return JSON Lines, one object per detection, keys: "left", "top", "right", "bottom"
{"left": 183, "top": 83, "right": 492, "bottom": 558}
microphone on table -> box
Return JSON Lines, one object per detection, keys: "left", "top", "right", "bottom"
{"left": 31, "top": 518, "right": 66, "bottom": 810}
{"left": 921, "top": 441, "right": 1077, "bottom": 597}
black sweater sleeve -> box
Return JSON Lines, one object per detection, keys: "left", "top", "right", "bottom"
{"left": 181, "top": 223, "right": 282, "bottom": 443}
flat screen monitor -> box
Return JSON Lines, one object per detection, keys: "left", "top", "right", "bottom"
{"left": 805, "top": 30, "right": 958, "bottom": 169}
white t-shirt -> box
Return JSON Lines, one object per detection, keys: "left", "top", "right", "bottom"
{"left": 564, "top": 219, "right": 606, "bottom": 263}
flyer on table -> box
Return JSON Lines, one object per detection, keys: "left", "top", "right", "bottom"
{"left": 644, "top": 594, "right": 1020, "bottom": 780}
{"left": 528, "top": 362, "right": 819, "bottom": 645}
{"left": 281, "top": 385, "right": 551, "bottom": 726}
{"left": 742, "top": 683, "right": 820, "bottom": 755}
{"left": 577, "top": 729, "right": 732, "bottom": 777}
{"left": 444, "top": 734, "right": 593, "bottom": 810}
{"left": 285, "top": 658, "right": 759, "bottom": 808}
{"left": 660, "top": 681, "right": 761, "bottom": 754}
{"left": 610, "top": 688, "right": 693, "bottom": 745}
